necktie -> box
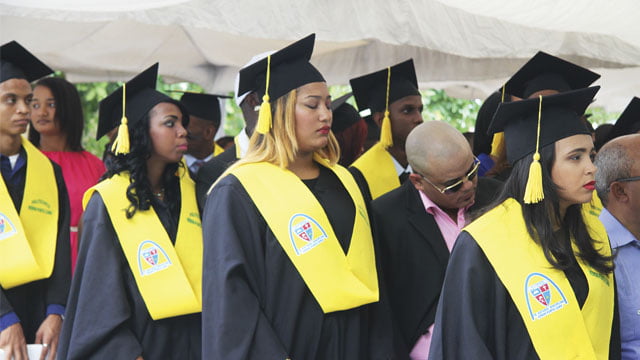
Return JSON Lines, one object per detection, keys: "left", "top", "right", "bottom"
{"left": 399, "top": 171, "right": 410, "bottom": 183}
{"left": 192, "top": 160, "right": 205, "bottom": 174}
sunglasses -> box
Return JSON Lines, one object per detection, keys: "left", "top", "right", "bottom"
{"left": 608, "top": 175, "right": 640, "bottom": 190}
{"left": 420, "top": 156, "right": 480, "bottom": 194}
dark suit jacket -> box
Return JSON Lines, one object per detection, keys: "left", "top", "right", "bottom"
{"left": 371, "top": 177, "right": 501, "bottom": 354}
{"left": 194, "top": 145, "right": 239, "bottom": 211}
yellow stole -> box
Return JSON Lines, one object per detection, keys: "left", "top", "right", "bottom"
{"left": 213, "top": 143, "right": 224, "bottom": 156}
{"left": 0, "top": 139, "right": 59, "bottom": 289}
{"left": 83, "top": 172, "right": 202, "bottom": 320}
{"left": 230, "top": 157, "right": 379, "bottom": 313}
{"left": 350, "top": 143, "right": 399, "bottom": 200}
{"left": 465, "top": 198, "right": 614, "bottom": 359}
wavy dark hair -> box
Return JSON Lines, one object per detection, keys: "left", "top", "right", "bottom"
{"left": 28, "top": 77, "right": 85, "bottom": 151}
{"left": 482, "top": 141, "right": 613, "bottom": 274}
{"left": 102, "top": 99, "right": 189, "bottom": 219}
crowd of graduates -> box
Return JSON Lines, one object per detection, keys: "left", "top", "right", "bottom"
{"left": 1, "top": 33, "right": 639, "bottom": 360}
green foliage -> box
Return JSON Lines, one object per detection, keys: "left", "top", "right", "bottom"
{"left": 422, "top": 89, "right": 481, "bottom": 132}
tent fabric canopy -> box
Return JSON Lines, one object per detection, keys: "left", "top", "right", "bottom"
{"left": 2, "top": 0, "right": 640, "bottom": 110}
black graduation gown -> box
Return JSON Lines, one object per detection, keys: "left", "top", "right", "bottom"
{"left": 0, "top": 153, "right": 71, "bottom": 342}
{"left": 57, "top": 192, "right": 201, "bottom": 360}
{"left": 428, "top": 231, "right": 621, "bottom": 360}
{"left": 195, "top": 146, "right": 238, "bottom": 211}
{"left": 202, "top": 166, "right": 396, "bottom": 360}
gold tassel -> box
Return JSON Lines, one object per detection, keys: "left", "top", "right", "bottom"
{"left": 379, "top": 110, "right": 393, "bottom": 148}
{"left": 256, "top": 55, "right": 272, "bottom": 134}
{"left": 489, "top": 132, "right": 504, "bottom": 158}
{"left": 379, "top": 67, "right": 393, "bottom": 148}
{"left": 523, "top": 95, "right": 544, "bottom": 204}
{"left": 111, "top": 83, "right": 130, "bottom": 155}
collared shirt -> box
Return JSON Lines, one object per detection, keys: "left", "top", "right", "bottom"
{"left": 410, "top": 190, "right": 472, "bottom": 359}
{"left": 184, "top": 153, "right": 214, "bottom": 174}
{"left": 234, "top": 127, "right": 250, "bottom": 159}
{"left": 390, "top": 154, "right": 412, "bottom": 178}
{"left": 600, "top": 208, "right": 640, "bottom": 360}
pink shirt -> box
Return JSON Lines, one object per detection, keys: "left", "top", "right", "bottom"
{"left": 409, "top": 190, "right": 471, "bottom": 360}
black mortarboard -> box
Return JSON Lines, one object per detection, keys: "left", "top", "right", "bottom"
{"left": 0, "top": 41, "right": 53, "bottom": 83}
{"left": 238, "top": 34, "right": 324, "bottom": 134}
{"left": 331, "top": 92, "right": 361, "bottom": 133}
{"left": 349, "top": 59, "right": 420, "bottom": 113}
{"left": 97, "top": 63, "right": 184, "bottom": 152}
{"left": 490, "top": 86, "right": 599, "bottom": 203}
{"left": 177, "top": 92, "right": 230, "bottom": 128}
{"left": 489, "top": 86, "right": 599, "bottom": 164}
{"left": 609, "top": 97, "right": 640, "bottom": 140}
{"left": 503, "top": 51, "right": 600, "bottom": 99}
{"left": 237, "top": 34, "right": 324, "bottom": 103}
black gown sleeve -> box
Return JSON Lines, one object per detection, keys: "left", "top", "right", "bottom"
{"left": 201, "top": 175, "right": 289, "bottom": 360}
{"left": 57, "top": 193, "right": 143, "bottom": 360}
{"left": 195, "top": 156, "right": 233, "bottom": 212}
{"left": 348, "top": 166, "right": 373, "bottom": 204}
{"left": 46, "top": 162, "right": 71, "bottom": 307}
{"left": 428, "top": 231, "right": 538, "bottom": 360}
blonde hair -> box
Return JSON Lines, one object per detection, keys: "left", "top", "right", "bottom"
{"left": 231, "top": 88, "right": 340, "bottom": 170}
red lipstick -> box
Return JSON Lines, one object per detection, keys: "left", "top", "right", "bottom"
{"left": 583, "top": 180, "right": 596, "bottom": 191}
{"left": 318, "top": 126, "right": 331, "bottom": 135}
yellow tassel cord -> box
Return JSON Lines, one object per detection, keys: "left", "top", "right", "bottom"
{"left": 379, "top": 67, "right": 393, "bottom": 149}
{"left": 256, "top": 55, "right": 272, "bottom": 134}
{"left": 111, "top": 83, "right": 130, "bottom": 155}
{"left": 523, "top": 95, "right": 544, "bottom": 204}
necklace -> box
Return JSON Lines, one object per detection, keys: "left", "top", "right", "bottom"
{"left": 153, "top": 188, "right": 165, "bottom": 198}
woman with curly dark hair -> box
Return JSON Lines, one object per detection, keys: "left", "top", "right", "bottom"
{"left": 57, "top": 64, "right": 202, "bottom": 360}
{"left": 29, "top": 77, "right": 105, "bottom": 272}
{"left": 429, "top": 87, "right": 620, "bottom": 360}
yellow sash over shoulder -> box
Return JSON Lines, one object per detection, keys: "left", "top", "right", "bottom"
{"left": 83, "top": 172, "right": 202, "bottom": 320}
{"left": 230, "top": 157, "right": 379, "bottom": 313}
{"left": 0, "top": 139, "right": 59, "bottom": 289}
{"left": 350, "top": 142, "right": 399, "bottom": 200}
{"left": 465, "top": 198, "right": 614, "bottom": 360}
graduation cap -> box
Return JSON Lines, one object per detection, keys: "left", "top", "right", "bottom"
{"left": 331, "top": 92, "right": 361, "bottom": 133}
{"left": 609, "top": 97, "right": 640, "bottom": 140}
{"left": 349, "top": 59, "right": 420, "bottom": 148}
{"left": 0, "top": 41, "right": 53, "bottom": 83}
{"left": 237, "top": 34, "right": 324, "bottom": 134}
{"left": 174, "top": 91, "right": 229, "bottom": 128}
{"left": 503, "top": 51, "right": 600, "bottom": 99}
{"left": 234, "top": 51, "right": 275, "bottom": 106}
{"left": 489, "top": 86, "right": 599, "bottom": 203}
{"left": 98, "top": 63, "right": 181, "bottom": 154}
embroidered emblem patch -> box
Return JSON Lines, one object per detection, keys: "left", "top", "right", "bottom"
{"left": 137, "top": 240, "right": 172, "bottom": 276}
{"left": 525, "top": 272, "right": 568, "bottom": 320}
{"left": 0, "top": 213, "right": 18, "bottom": 241}
{"left": 289, "top": 214, "right": 327, "bottom": 255}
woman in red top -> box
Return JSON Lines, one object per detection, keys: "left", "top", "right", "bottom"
{"left": 29, "top": 77, "right": 105, "bottom": 272}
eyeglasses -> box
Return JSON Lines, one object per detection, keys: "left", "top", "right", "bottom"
{"left": 608, "top": 176, "right": 640, "bottom": 190}
{"left": 420, "top": 156, "right": 480, "bottom": 194}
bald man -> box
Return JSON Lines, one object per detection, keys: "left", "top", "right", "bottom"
{"left": 595, "top": 134, "right": 640, "bottom": 360}
{"left": 371, "top": 121, "right": 501, "bottom": 359}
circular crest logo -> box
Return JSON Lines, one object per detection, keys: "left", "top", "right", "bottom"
{"left": 524, "top": 272, "right": 568, "bottom": 320}
{"left": 0, "top": 213, "right": 18, "bottom": 241}
{"left": 288, "top": 214, "right": 327, "bottom": 255}
{"left": 137, "top": 240, "right": 172, "bottom": 276}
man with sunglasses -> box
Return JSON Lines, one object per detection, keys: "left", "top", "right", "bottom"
{"left": 595, "top": 133, "right": 640, "bottom": 360}
{"left": 372, "top": 121, "right": 501, "bottom": 359}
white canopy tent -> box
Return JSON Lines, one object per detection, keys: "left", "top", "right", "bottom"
{"left": 1, "top": 0, "right": 640, "bottom": 110}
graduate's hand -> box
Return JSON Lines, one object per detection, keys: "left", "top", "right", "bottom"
{"left": 0, "top": 322, "right": 28, "bottom": 360}
{"left": 35, "top": 314, "right": 62, "bottom": 360}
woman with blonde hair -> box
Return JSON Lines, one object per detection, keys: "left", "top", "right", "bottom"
{"left": 201, "top": 34, "right": 394, "bottom": 359}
